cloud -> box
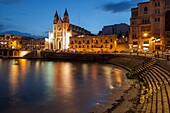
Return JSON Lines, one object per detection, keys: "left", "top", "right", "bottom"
{"left": 100, "top": 0, "right": 147, "bottom": 13}
{"left": 0, "top": 0, "right": 21, "bottom": 4}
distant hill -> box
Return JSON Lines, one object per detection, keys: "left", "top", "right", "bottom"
{"left": 0, "top": 30, "right": 47, "bottom": 39}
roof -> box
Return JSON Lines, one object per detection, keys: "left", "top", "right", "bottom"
{"left": 68, "top": 24, "right": 91, "bottom": 35}
{"left": 131, "top": 7, "right": 138, "bottom": 10}
{"left": 64, "top": 9, "right": 69, "bottom": 16}
{"left": 138, "top": 1, "right": 150, "bottom": 5}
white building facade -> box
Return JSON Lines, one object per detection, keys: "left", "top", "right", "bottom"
{"left": 46, "top": 9, "right": 91, "bottom": 51}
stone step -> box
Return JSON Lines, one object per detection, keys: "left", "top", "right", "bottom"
{"left": 151, "top": 67, "right": 170, "bottom": 112}
{"left": 142, "top": 74, "right": 153, "bottom": 113}
{"left": 147, "top": 71, "right": 162, "bottom": 113}
{"left": 153, "top": 65, "right": 170, "bottom": 85}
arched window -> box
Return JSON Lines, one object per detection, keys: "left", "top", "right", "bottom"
{"left": 144, "top": 7, "right": 148, "bottom": 14}
{"left": 144, "top": 7, "right": 148, "bottom": 11}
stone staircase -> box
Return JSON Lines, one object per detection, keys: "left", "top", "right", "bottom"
{"left": 126, "top": 58, "right": 170, "bottom": 113}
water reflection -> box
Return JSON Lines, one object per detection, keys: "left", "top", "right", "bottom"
{"left": 9, "top": 64, "right": 19, "bottom": 94}
{"left": 0, "top": 60, "right": 127, "bottom": 113}
{"left": 53, "top": 62, "right": 74, "bottom": 96}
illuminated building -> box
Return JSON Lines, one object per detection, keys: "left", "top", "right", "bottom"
{"left": 129, "top": 0, "right": 170, "bottom": 51}
{"left": 21, "top": 37, "right": 46, "bottom": 50}
{"left": 0, "top": 34, "right": 10, "bottom": 48}
{"left": 0, "top": 34, "right": 22, "bottom": 49}
{"left": 69, "top": 34, "right": 119, "bottom": 53}
{"left": 47, "top": 9, "right": 91, "bottom": 50}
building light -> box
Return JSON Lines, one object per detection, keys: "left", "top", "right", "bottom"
{"left": 143, "top": 44, "right": 149, "bottom": 46}
{"left": 143, "top": 33, "right": 148, "bottom": 37}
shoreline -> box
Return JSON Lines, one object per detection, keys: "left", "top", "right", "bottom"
{"left": 89, "top": 72, "right": 140, "bottom": 113}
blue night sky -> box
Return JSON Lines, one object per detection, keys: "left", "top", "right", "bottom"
{"left": 0, "top": 0, "right": 148, "bottom": 36}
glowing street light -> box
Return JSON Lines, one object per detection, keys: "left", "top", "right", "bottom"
{"left": 143, "top": 33, "right": 148, "bottom": 37}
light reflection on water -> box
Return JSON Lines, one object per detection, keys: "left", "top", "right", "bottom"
{"left": 0, "top": 59, "right": 127, "bottom": 113}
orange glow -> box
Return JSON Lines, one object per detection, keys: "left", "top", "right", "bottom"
{"left": 20, "top": 59, "right": 29, "bottom": 79}
{"left": 19, "top": 51, "right": 31, "bottom": 57}
{"left": 53, "top": 62, "right": 74, "bottom": 96}
{"left": 143, "top": 33, "right": 148, "bottom": 37}
{"left": 114, "top": 69, "right": 122, "bottom": 83}
{"left": 9, "top": 64, "right": 19, "bottom": 93}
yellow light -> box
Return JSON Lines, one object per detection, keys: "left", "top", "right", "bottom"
{"left": 151, "top": 36, "right": 155, "bottom": 39}
{"left": 21, "top": 51, "right": 27, "bottom": 56}
{"left": 66, "top": 32, "right": 71, "bottom": 49}
{"left": 143, "top": 33, "right": 148, "bottom": 37}
{"left": 19, "top": 51, "right": 31, "bottom": 57}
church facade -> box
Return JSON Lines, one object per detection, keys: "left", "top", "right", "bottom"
{"left": 47, "top": 9, "right": 91, "bottom": 50}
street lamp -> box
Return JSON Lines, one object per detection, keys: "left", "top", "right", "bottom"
{"left": 143, "top": 33, "right": 148, "bottom": 37}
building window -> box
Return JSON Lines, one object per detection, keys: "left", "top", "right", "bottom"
{"left": 142, "top": 19, "right": 150, "bottom": 24}
{"left": 144, "top": 7, "right": 148, "bottom": 14}
{"left": 158, "top": 2, "right": 160, "bottom": 6}
{"left": 132, "top": 20, "right": 136, "bottom": 25}
{"left": 78, "top": 41, "right": 81, "bottom": 44}
{"left": 100, "top": 39, "right": 102, "bottom": 42}
{"left": 155, "top": 9, "right": 160, "bottom": 14}
{"left": 96, "top": 40, "right": 98, "bottom": 44}
{"left": 132, "top": 11, "right": 138, "bottom": 18}
{"left": 133, "top": 41, "right": 138, "bottom": 45}
{"left": 110, "top": 39, "right": 112, "bottom": 42}
{"left": 87, "top": 40, "right": 89, "bottom": 44}
{"left": 155, "top": 18, "right": 160, "bottom": 22}
{"left": 155, "top": 2, "right": 160, "bottom": 7}
{"left": 110, "top": 45, "right": 113, "bottom": 49}
{"left": 71, "top": 41, "right": 74, "bottom": 44}
{"left": 141, "top": 26, "right": 151, "bottom": 32}
{"left": 132, "top": 34, "right": 137, "bottom": 39}
{"left": 144, "top": 41, "right": 149, "bottom": 44}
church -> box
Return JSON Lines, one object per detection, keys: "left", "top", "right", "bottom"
{"left": 47, "top": 9, "right": 91, "bottom": 50}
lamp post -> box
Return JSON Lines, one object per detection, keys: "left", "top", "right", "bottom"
{"left": 142, "top": 32, "right": 148, "bottom": 51}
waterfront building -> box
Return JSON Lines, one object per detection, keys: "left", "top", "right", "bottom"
{"left": 102, "top": 23, "right": 129, "bottom": 37}
{"left": 21, "top": 37, "right": 46, "bottom": 50}
{"left": 0, "top": 34, "right": 22, "bottom": 49}
{"left": 69, "top": 34, "right": 120, "bottom": 53}
{"left": 129, "top": 0, "right": 170, "bottom": 52}
{"left": 0, "top": 34, "right": 10, "bottom": 49}
{"left": 8, "top": 35, "right": 22, "bottom": 49}
{"left": 46, "top": 9, "right": 91, "bottom": 51}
